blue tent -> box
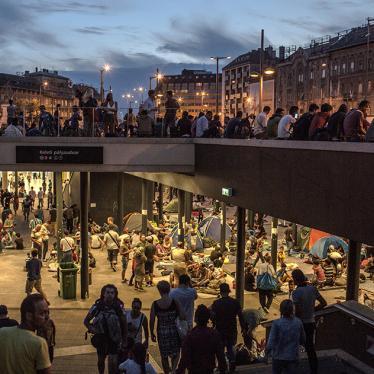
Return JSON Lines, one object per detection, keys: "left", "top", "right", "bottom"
{"left": 310, "top": 236, "right": 348, "bottom": 259}
{"left": 198, "top": 216, "right": 231, "bottom": 243}
{"left": 170, "top": 224, "right": 204, "bottom": 250}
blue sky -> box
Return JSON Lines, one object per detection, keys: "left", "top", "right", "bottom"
{"left": 1, "top": 0, "right": 372, "bottom": 94}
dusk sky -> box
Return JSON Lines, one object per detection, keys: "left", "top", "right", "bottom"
{"left": 1, "top": 0, "right": 372, "bottom": 94}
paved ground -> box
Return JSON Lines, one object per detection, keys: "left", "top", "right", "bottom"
{"left": 1, "top": 173, "right": 372, "bottom": 373}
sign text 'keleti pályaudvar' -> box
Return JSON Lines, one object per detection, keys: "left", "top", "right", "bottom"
{"left": 16, "top": 146, "right": 103, "bottom": 164}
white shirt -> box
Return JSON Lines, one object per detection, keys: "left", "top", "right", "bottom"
{"left": 119, "top": 359, "right": 157, "bottom": 374}
{"left": 277, "top": 114, "right": 296, "bottom": 139}
{"left": 195, "top": 116, "right": 209, "bottom": 137}
{"left": 60, "top": 236, "right": 75, "bottom": 252}
{"left": 143, "top": 97, "right": 156, "bottom": 120}
{"left": 253, "top": 112, "right": 268, "bottom": 136}
{"left": 4, "top": 124, "right": 23, "bottom": 137}
{"left": 104, "top": 230, "right": 120, "bottom": 250}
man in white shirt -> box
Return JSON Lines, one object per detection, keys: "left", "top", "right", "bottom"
{"left": 104, "top": 228, "right": 120, "bottom": 271}
{"left": 142, "top": 90, "right": 157, "bottom": 120}
{"left": 60, "top": 230, "right": 75, "bottom": 262}
{"left": 196, "top": 111, "right": 212, "bottom": 137}
{"left": 277, "top": 106, "right": 298, "bottom": 139}
{"left": 253, "top": 106, "right": 271, "bottom": 139}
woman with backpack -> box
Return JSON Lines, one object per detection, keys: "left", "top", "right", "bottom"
{"left": 256, "top": 254, "right": 277, "bottom": 313}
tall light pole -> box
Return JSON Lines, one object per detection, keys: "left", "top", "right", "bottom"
{"left": 210, "top": 56, "right": 231, "bottom": 115}
{"left": 149, "top": 68, "right": 163, "bottom": 90}
{"left": 366, "top": 18, "right": 374, "bottom": 99}
{"left": 100, "top": 64, "right": 110, "bottom": 103}
{"left": 39, "top": 81, "right": 48, "bottom": 105}
{"left": 259, "top": 29, "right": 264, "bottom": 113}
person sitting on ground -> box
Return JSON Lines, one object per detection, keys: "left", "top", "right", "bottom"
{"left": 15, "top": 232, "right": 24, "bottom": 249}
{"left": 0, "top": 304, "right": 18, "bottom": 328}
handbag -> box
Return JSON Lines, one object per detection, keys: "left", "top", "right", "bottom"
{"left": 257, "top": 266, "right": 277, "bottom": 291}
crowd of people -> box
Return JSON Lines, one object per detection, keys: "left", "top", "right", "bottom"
{"left": 2, "top": 91, "right": 373, "bottom": 142}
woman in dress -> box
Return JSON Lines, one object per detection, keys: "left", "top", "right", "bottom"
{"left": 150, "top": 281, "right": 185, "bottom": 374}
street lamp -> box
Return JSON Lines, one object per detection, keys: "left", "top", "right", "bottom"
{"left": 149, "top": 68, "right": 163, "bottom": 90}
{"left": 39, "top": 81, "right": 48, "bottom": 105}
{"left": 134, "top": 86, "right": 145, "bottom": 103}
{"left": 100, "top": 64, "right": 111, "bottom": 103}
{"left": 210, "top": 56, "right": 231, "bottom": 115}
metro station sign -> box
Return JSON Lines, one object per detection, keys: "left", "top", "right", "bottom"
{"left": 16, "top": 146, "right": 103, "bottom": 164}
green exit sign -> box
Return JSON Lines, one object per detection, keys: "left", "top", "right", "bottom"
{"left": 222, "top": 187, "right": 233, "bottom": 197}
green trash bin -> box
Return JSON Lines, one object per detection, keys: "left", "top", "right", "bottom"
{"left": 58, "top": 262, "right": 78, "bottom": 299}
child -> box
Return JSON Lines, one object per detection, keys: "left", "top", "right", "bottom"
{"left": 15, "top": 233, "right": 24, "bottom": 249}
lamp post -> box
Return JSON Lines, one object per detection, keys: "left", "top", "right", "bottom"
{"left": 249, "top": 67, "right": 275, "bottom": 113}
{"left": 39, "top": 81, "right": 48, "bottom": 105}
{"left": 149, "top": 68, "right": 163, "bottom": 90}
{"left": 210, "top": 56, "right": 231, "bottom": 115}
{"left": 100, "top": 64, "right": 111, "bottom": 103}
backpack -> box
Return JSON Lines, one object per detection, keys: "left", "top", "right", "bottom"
{"left": 90, "top": 303, "right": 123, "bottom": 345}
{"left": 290, "top": 113, "right": 313, "bottom": 140}
{"left": 256, "top": 266, "right": 278, "bottom": 291}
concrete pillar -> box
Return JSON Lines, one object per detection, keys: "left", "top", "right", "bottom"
{"left": 271, "top": 217, "right": 278, "bottom": 271}
{"left": 14, "top": 172, "right": 19, "bottom": 195}
{"left": 80, "top": 172, "right": 89, "bottom": 299}
{"left": 2, "top": 171, "right": 8, "bottom": 190}
{"left": 158, "top": 183, "right": 163, "bottom": 223}
{"left": 178, "top": 189, "right": 185, "bottom": 244}
{"left": 55, "top": 172, "right": 63, "bottom": 262}
{"left": 184, "top": 192, "right": 193, "bottom": 223}
{"left": 117, "top": 173, "right": 125, "bottom": 232}
{"left": 292, "top": 223, "right": 298, "bottom": 248}
{"left": 236, "top": 207, "right": 246, "bottom": 308}
{"left": 53, "top": 172, "right": 57, "bottom": 206}
{"left": 147, "top": 181, "right": 154, "bottom": 221}
{"left": 220, "top": 202, "right": 227, "bottom": 251}
{"left": 346, "top": 240, "right": 361, "bottom": 301}
{"left": 141, "top": 180, "right": 147, "bottom": 235}
{"left": 247, "top": 209, "right": 255, "bottom": 231}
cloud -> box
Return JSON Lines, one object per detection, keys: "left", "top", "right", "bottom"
{"left": 157, "top": 19, "right": 257, "bottom": 60}
{"left": 74, "top": 26, "right": 106, "bottom": 35}
{"left": 27, "top": 0, "right": 108, "bottom": 13}
{"left": 105, "top": 51, "right": 167, "bottom": 69}
{"left": 0, "top": 0, "right": 64, "bottom": 48}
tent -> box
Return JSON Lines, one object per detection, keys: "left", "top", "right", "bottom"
{"left": 164, "top": 199, "right": 178, "bottom": 213}
{"left": 310, "top": 236, "right": 348, "bottom": 259}
{"left": 123, "top": 212, "right": 155, "bottom": 232}
{"left": 198, "top": 216, "right": 231, "bottom": 243}
{"left": 170, "top": 224, "right": 204, "bottom": 250}
{"left": 297, "top": 227, "right": 331, "bottom": 251}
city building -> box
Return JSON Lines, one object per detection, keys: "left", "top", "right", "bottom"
{"left": 155, "top": 69, "right": 222, "bottom": 117}
{"left": 0, "top": 68, "right": 76, "bottom": 124}
{"left": 222, "top": 46, "right": 278, "bottom": 116}
{"left": 276, "top": 23, "right": 374, "bottom": 112}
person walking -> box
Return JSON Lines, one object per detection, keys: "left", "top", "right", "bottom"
{"left": 84, "top": 284, "right": 127, "bottom": 374}
{"left": 37, "top": 187, "right": 44, "bottom": 209}
{"left": 210, "top": 283, "right": 245, "bottom": 373}
{"left": 177, "top": 304, "right": 227, "bottom": 374}
{"left": 104, "top": 227, "right": 121, "bottom": 271}
{"left": 291, "top": 269, "right": 327, "bottom": 374}
{"left": 257, "top": 254, "right": 277, "bottom": 313}
{"left": 266, "top": 299, "right": 306, "bottom": 374}
{"left": 31, "top": 224, "right": 43, "bottom": 260}
{"left": 119, "top": 233, "right": 132, "bottom": 283}
{"left": 126, "top": 298, "right": 149, "bottom": 348}
{"left": 170, "top": 274, "right": 197, "bottom": 330}
{"left": 0, "top": 294, "right": 51, "bottom": 374}
{"left": 150, "top": 280, "right": 185, "bottom": 374}
{"left": 25, "top": 249, "right": 49, "bottom": 303}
